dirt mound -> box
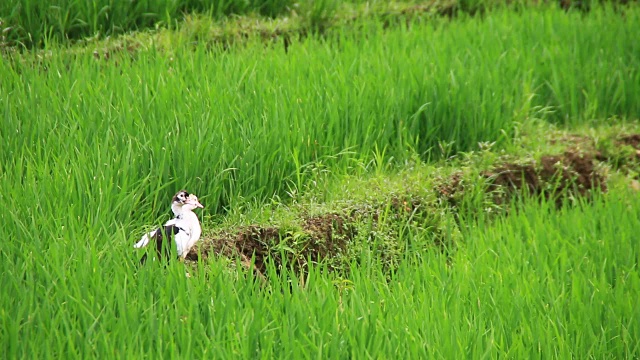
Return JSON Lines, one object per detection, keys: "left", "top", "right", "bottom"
{"left": 302, "top": 213, "right": 356, "bottom": 263}
{"left": 617, "top": 134, "right": 640, "bottom": 158}
{"left": 487, "top": 161, "right": 539, "bottom": 200}
{"left": 233, "top": 226, "right": 278, "bottom": 273}
{"left": 187, "top": 213, "right": 356, "bottom": 275}
{"left": 618, "top": 134, "right": 640, "bottom": 148}
{"left": 193, "top": 147, "right": 610, "bottom": 274}
{"left": 435, "top": 172, "right": 465, "bottom": 209}
{"left": 485, "top": 150, "right": 606, "bottom": 205}
{"left": 188, "top": 140, "right": 619, "bottom": 277}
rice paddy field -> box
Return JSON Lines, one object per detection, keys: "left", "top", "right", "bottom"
{"left": 2, "top": 1, "right": 640, "bottom": 358}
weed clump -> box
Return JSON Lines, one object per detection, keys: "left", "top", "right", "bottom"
{"left": 484, "top": 150, "right": 606, "bottom": 206}
{"left": 189, "top": 214, "right": 356, "bottom": 275}
{"left": 188, "top": 191, "right": 460, "bottom": 277}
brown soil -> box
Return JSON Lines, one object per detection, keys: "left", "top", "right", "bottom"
{"left": 485, "top": 161, "right": 539, "bottom": 202}
{"left": 389, "top": 196, "right": 425, "bottom": 215}
{"left": 187, "top": 226, "right": 277, "bottom": 274}
{"left": 301, "top": 213, "right": 356, "bottom": 262}
{"left": 617, "top": 134, "right": 640, "bottom": 151}
{"left": 186, "top": 213, "right": 356, "bottom": 275}
{"left": 435, "top": 172, "right": 464, "bottom": 207}
{"left": 485, "top": 149, "right": 606, "bottom": 206}
{"left": 234, "top": 226, "right": 278, "bottom": 273}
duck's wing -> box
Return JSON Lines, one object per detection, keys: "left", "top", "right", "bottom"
{"left": 134, "top": 229, "right": 157, "bottom": 248}
{"left": 134, "top": 217, "right": 178, "bottom": 249}
{"left": 137, "top": 224, "right": 184, "bottom": 265}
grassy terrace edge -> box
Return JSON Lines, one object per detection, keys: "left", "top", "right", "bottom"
{"left": 0, "top": 0, "right": 621, "bottom": 51}
{"left": 2, "top": 1, "right": 460, "bottom": 53}
{"left": 0, "top": 0, "right": 449, "bottom": 50}
{"left": 182, "top": 121, "right": 640, "bottom": 276}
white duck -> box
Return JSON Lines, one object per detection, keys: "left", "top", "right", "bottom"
{"left": 134, "top": 190, "right": 204, "bottom": 264}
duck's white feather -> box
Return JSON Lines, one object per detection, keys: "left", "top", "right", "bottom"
{"left": 174, "top": 211, "right": 201, "bottom": 258}
{"left": 174, "top": 229, "right": 191, "bottom": 257}
{"left": 134, "top": 213, "right": 201, "bottom": 258}
{"left": 133, "top": 230, "right": 154, "bottom": 248}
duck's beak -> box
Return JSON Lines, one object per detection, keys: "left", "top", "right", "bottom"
{"left": 188, "top": 195, "right": 204, "bottom": 209}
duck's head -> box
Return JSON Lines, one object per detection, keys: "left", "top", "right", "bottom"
{"left": 171, "top": 190, "right": 204, "bottom": 214}
{"left": 183, "top": 193, "right": 204, "bottom": 211}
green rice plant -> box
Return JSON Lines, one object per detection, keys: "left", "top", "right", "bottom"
{"left": 0, "top": 0, "right": 298, "bottom": 48}
{"left": 297, "top": 0, "right": 340, "bottom": 32}
{"left": 1, "top": 8, "right": 639, "bottom": 356}
{"left": 2, "top": 178, "right": 638, "bottom": 357}
{"left": 2, "top": 6, "right": 638, "bottom": 222}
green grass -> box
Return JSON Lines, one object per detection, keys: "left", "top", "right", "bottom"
{"left": 1, "top": 0, "right": 295, "bottom": 48}
{"left": 2, "top": 6, "right": 639, "bottom": 220}
{"left": 1, "top": 0, "right": 437, "bottom": 48}
{"left": 2, "top": 185, "right": 638, "bottom": 357}
{"left": 2, "top": 4, "right": 640, "bottom": 357}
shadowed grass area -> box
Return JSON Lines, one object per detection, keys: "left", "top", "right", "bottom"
{"left": 1, "top": 0, "right": 295, "bottom": 48}
{"left": 1, "top": 0, "right": 453, "bottom": 49}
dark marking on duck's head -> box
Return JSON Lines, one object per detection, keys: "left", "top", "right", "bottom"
{"left": 172, "top": 190, "right": 190, "bottom": 205}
